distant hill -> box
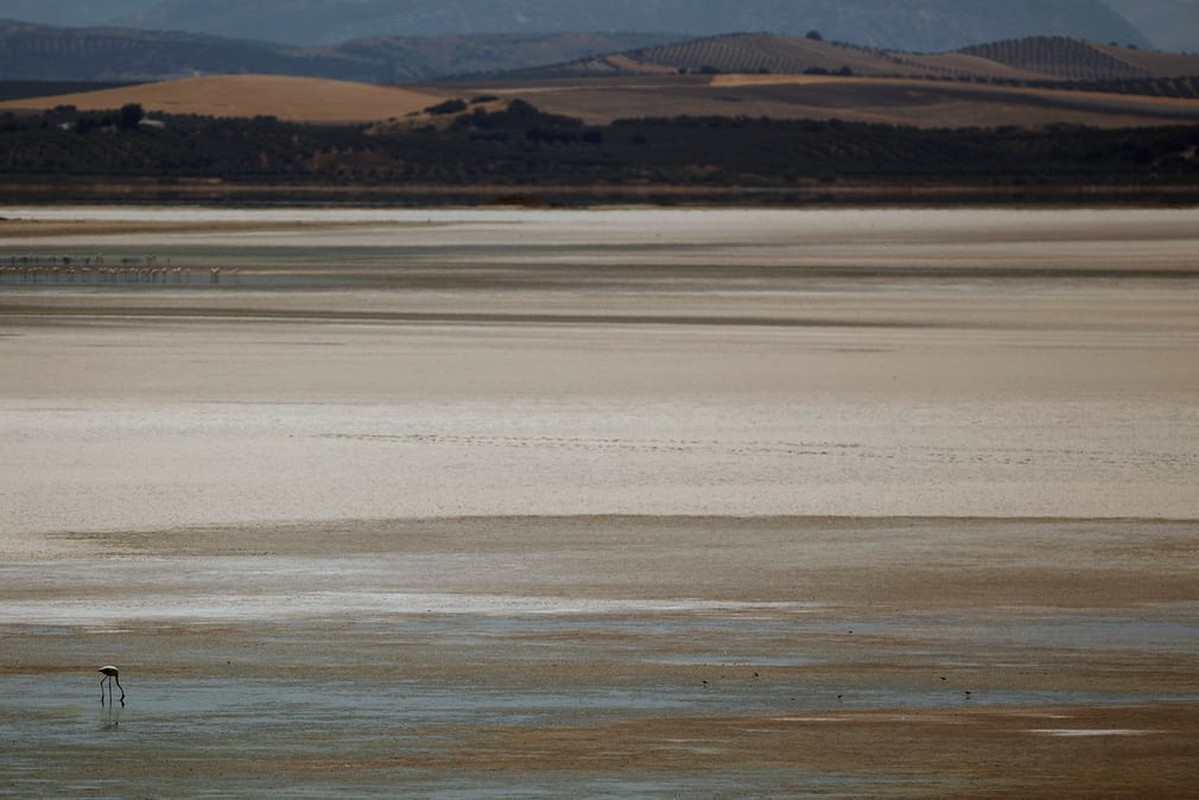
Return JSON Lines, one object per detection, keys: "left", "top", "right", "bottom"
{"left": 5, "top": 17, "right": 1194, "bottom": 89}
{"left": 957, "top": 37, "right": 1199, "bottom": 80}
{"left": 0, "top": 20, "right": 352, "bottom": 83}
{"left": 1104, "top": 0, "right": 1199, "bottom": 53}
{"left": 8, "top": 0, "right": 1199, "bottom": 52}
{"left": 534, "top": 34, "right": 1199, "bottom": 88}
{"left": 0, "top": 80, "right": 133, "bottom": 102}
{"left": 330, "top": 33, "right": 679, "bottom": 83}
{"left": 0, "top": 21, "right": 676, "bottom": 82}
{"left": 98, "top": 0, "right": 1154, "bottom": 51}
{"left": 0, "top": 1, "right": 158, "bottom": 27}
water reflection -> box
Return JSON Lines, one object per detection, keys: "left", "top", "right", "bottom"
{"left": 100, "top": 702, "right": 121, "bottom": 731}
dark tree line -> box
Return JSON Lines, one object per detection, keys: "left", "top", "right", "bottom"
{"left": 2, "top": 103, "right": 1197, "bottom": 194}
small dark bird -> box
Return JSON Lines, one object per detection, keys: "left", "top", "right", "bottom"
{"left": 98, "top": 665, "right": 125, "bottom": 706}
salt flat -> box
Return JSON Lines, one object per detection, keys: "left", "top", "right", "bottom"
{"left": 1, "top": 207, "right": 1197, "bottom": 797}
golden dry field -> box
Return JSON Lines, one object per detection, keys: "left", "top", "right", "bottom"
{"left": 0, "top": 75, "right": 448, "bottom": 122}
{"left": 4, "top": 72, "right": 1198, "bottom": 127}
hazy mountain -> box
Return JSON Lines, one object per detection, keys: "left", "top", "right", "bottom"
{"left": 0, "top": 0, "right": 158, "bottom": 26}
{"left": 0, "top": 20, "right": 675, "bottom": 83}
{"left": 8, "top": 17, "right": 1196, "bottom": 89}
{"left": 0, "top": 20, "right": 353, "bottom": 83}
{"left": 8, "top": 1, "right": 1197, "bottom": 50}
{"left": 79, "top": 0, "right": 1153, "bottom": 51}
{"left": 1104, "top": 0, "right": 1198, "bottom": 51}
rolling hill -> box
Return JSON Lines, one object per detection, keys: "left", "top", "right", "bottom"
{"left": 543, "top": 34, "right": 1199, "bottom": 83}
{"left": 4, "top": 69, "right": 1197, "bottom": 130}
{"left": 3, "top": 29, "right": 1197, "bottom": 130}
{"left": 434, "top": 74, "right": 1199, "bottom": 129}
{"left": 0, "top": 75, "right": 446, "bottom": 121}
{"left": 4, "top": 21, "right": 1196, "bottom": 90}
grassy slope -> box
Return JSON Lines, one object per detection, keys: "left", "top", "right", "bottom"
{"left": 0, "top": 75, "right": 447, "bottom": 122}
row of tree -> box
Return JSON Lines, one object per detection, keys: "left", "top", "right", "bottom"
{"left": 959, "top": 37, "right": 1146, "bottom": 81}
{"left": 2, "top": 103, "right": 1196, "bottom": 196}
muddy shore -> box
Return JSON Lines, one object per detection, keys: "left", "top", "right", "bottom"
{"left": 2, "top": 207, "right": 1197, "bottom": 797}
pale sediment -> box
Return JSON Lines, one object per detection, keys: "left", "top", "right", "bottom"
{"left": 1, "top": 207, "right": 1197, "bottom": 797}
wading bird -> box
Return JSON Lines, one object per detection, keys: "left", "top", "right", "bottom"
{"left": 98, "top": 665, "right": 125, "bottom": 706}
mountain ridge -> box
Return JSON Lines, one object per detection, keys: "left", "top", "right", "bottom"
{"left": 110, "top": 0, "right": 1156, "bottom": 51}
{"left": 5, "top": 21, "right": 1194, "bottom": 90}
{"left": 0, "top": 0, "right": 1164, "bottom": 51}
{"left": 0, "top": 20, "right": 679, "bottom": 83}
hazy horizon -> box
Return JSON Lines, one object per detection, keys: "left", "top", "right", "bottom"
{"left": 1, "top": 0, "right": 1192, "bottom": 51}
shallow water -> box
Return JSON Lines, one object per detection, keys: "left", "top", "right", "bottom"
{"left": 4, "top": 602, "right": 1196, "bottom": 798}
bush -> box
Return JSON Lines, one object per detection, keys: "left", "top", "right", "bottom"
{"left": 425, "top": 99, "right": 468, "bottom": 115}
{"left": 118, "top": 103, "right": 144, "bottom": 130}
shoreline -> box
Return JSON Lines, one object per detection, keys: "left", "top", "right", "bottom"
{"left": 5, "top": 515, "right": 1198, "bottom": 797}
{"left": 3, "top": 180, "right": 1198, "bottom": 209}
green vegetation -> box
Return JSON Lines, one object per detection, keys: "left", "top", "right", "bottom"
{"left": 425, "top": 99, "right": 469, "bottom": 115}
{"left": 2, "top": 103, "right": 1197, "bottom": 204}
